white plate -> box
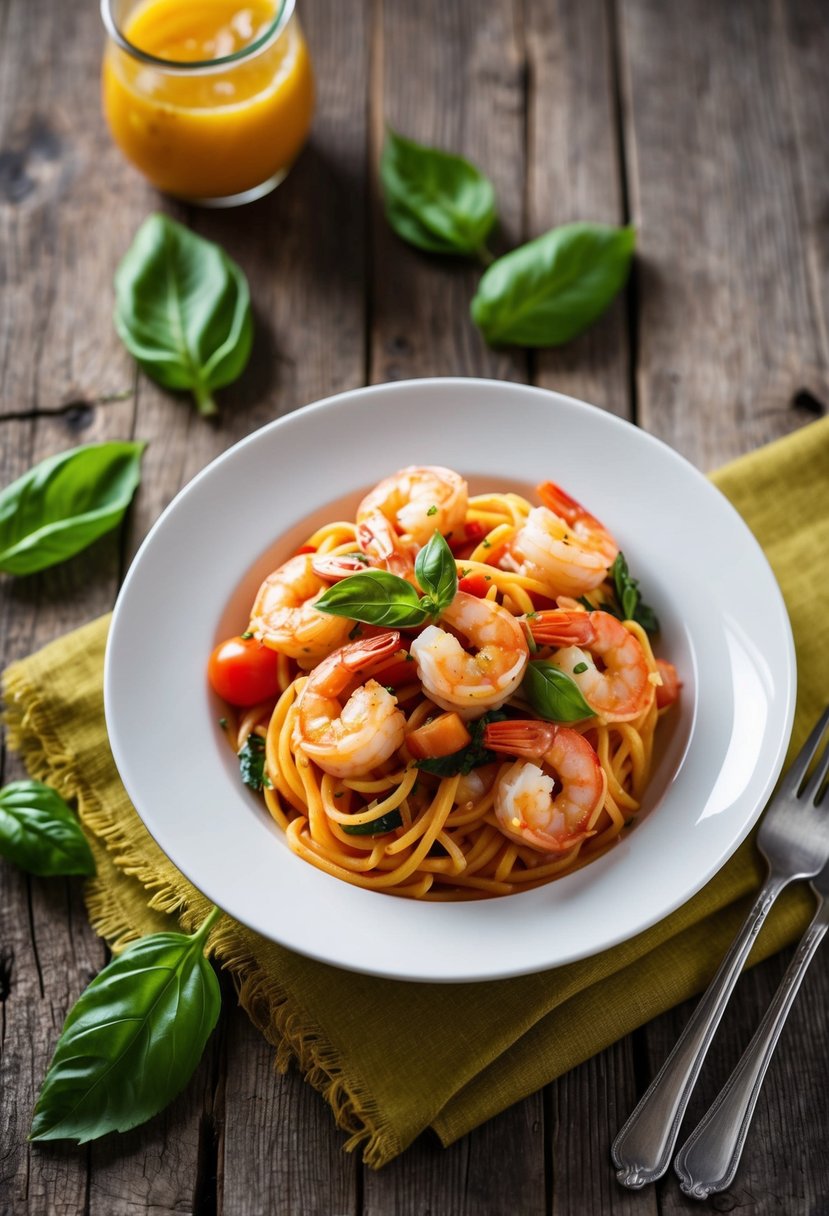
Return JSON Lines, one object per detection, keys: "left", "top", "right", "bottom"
{"left": 105, "top": 379, "right": 795, "bottom": 982}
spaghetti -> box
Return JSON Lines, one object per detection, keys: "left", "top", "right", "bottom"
{"left": 209, "top": 466, "right": 680, "bottom": 900}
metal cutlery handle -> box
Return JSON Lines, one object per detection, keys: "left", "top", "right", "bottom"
{"left": 674, "top": 897, "right": 829, "bottom": 1200}
{"left": 611, "top": 873, "right": 788, "bottom": 1188}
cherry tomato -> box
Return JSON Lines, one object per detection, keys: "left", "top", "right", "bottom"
{"left": 208, "top": 636, "right": 280, "bottom": 707}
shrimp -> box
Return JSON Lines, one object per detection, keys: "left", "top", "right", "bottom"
{"left": 357, "top": 465, "right": 468, "bottom": 559}
{"left": 293, "top": 632, "right": 406, "bottom": 778}
{"left": 484, "top": 720, "right": 606, "bottom": 854}
{"left": 528, "top": 609, "right": 653, "bottom": 722}
{"left": 249, "top": 553, "right": 352, "bottom": 665}
{"left": 504, "top": 481, "right": 618, "bottom": 597}
{"left": 409, "top": 591, "right": 529, "bottom": 720}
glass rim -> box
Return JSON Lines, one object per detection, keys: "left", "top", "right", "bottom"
{"left": 100, "top": 0, "right": 294, "bottom": 73}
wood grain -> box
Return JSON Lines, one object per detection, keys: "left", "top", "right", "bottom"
{"left": 2, "top": 0, "right": 829, "bottom": 1211}
{"left": 369, "top": 0, "right": 527, "bottom": 384}
{"left": 619, "top": 0, "right": 829, "bottom": 466}
{"left": 526, "top": 0, "right": 632, "bottom": 418}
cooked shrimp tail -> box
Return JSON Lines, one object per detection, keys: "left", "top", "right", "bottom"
{"left": 311, "top": 553, "right": 372, "bottom": 582}
{"left": 484, "top": 719, "right": 558, "bottom": 759}
{"left": 527, "top": 610, "right": 595, "bottom": 647}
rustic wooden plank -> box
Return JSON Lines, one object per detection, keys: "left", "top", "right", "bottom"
{"left": 778, "top": 0, "right": 829, "bottom": 396}
{"left": 521, "top": 6, "right": 644, "bottom": 1213}
{"left": 125, "top": 0, "right": 372, "bottom": 559}
{"left": 0, "top": 409, "right": 131, "bottom": 1215}
{"left": 0, "top": 856, "right": 100, "bottom": 1216}
{"left": 0, "top": 0, "right": 143, "bottom": 414}
{"left": 219, "top": 1009, "right": 358, "bottom": 1216}
{"left": 363, "top": 1095, "right": 546, "bottom": 1216}
{"left": 362, "top": 2, "right": 551, "bottom": 1211}
{"left": 369, "top": 0, "right": 527, "bottom": 384}
{"left": 526, "top": 0, "right": 632, "bottom": 419}
{"left": 175, "top": 2, "right": 368, "bottom": 1211}
{"left": 649, "top": 946, "right": 829, "bottom": 1215}
{"left": 619, "top": 0, "right": 829, "bottom": 466}
{"left": 548, "top": 1041, "right": 657, "bottom": 1216}
{"left": 87, "top": 1019, "right": 223, "bottom": 1216}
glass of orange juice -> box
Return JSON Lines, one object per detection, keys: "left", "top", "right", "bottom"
{"left": 101, "top": 0, "right": 314, "bottom": 206}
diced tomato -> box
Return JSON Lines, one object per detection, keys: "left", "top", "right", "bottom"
{"left": 655, "top": 659, "right": 682, "bottom": 709}
{"left": 406, "top": 712, "right": 472, "bottom": 760}
{"left": 458, "top": 571, "right": 492, "bottom": 598}
{"left": 449, "top": 520, "right": 489, "bottom": 557}
{"left": 294, "top": 543, "right": 317, "bottom": 555}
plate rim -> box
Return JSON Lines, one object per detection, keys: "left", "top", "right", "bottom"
{"left": 105, "top": 376, "right": 797, "bottom": 982}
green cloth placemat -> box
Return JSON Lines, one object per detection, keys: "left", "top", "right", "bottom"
{"left": 4, "top": 416, "right": 828, "bottom": 1166}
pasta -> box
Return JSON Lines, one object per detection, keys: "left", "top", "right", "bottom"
{"left": 209, "top": 466, "right": 680, "bottom": 900}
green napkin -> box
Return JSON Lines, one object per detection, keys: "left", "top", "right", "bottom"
{"left": 4, "top": 416, "right": 827, "bottom": 1166}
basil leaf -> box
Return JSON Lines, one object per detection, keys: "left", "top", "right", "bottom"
{"left": 609, "top": 552, "right": 660, "bottom": 635}
{"left": 415, "top": 531, "right": 457, "bottom": 614}
{"left": 0, "top": 442, "right": 145, "bottom": 575}
{"left": 238, "top": 734, "right": 271, "bottom": 792}
{"left": 30, "top": 908, "right": 222, "bottom": 1144}
{"left": 471, "top": 222, "right": 635, "bottom": 347}
{"left": 315, "top": 570, "right": 431, "bottom": 628}
{"left": 115, "top": 214, "right": 253, "bottom": 416}
{"left": 417, "top": 709, "right": 508, "bottom": 777}
{"left": 342, "top": 809, "right": 403, "bottom": 836}
{"left": 0, "top": 781, "right": 95, "bottom": 877}
{"left": 380, "top": 128, "right": 496, "bottom": 258}
{"left": 522, "top": 662, "right": 595, "bottom": 723}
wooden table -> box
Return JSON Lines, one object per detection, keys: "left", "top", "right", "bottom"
{"left": 1, "top": 0, "right": 828, "bottom": 1211}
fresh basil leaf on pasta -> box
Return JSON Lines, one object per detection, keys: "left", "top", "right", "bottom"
{"left": 0, "top": 442, "right": 144, "bottom": 576}
{"left": 381, "top": 128, "right": 496, "bottom": 258}
{"left": 471, "top": 222, "right": 635, "bottom": 347}
{"left": 30, "top": 907, "right": 222, "bottom": 1144}
{"left": 115, "top": 214, "right": 253, "bottom": 416}
{"left": 238, "top": 734, "right": 271, "bottom": 792}
{"left": 342, "top": 810, "right": 403, "bottom": 836}
{"left": 608, "top": 552, "right": 660, "bottom": 634}
{"left": 315, "top": 571, "right": 431, "bottom": 628}
{"left": 415, "top": 530, "right": 457, "bottom": 614}
{"left": 416, "top": 709, "right": 508, "bottom": 777}
{"left": 522, "top": 662, "right": 595, "bottom": 723}
{"left": 0, "top": 781, "right": 95, "bottom": 877}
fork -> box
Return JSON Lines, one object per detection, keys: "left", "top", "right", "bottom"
{"left": 674, "top": 853, "right": 829, "bottom": 1198}
{"left": 611, "top": 704, "right": 829, "bottom": 1188}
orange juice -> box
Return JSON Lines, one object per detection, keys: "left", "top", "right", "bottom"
{"left": 102, "top": 0, "right": 314, "bottom": 203}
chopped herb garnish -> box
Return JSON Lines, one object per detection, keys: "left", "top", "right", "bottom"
{"left": 238, "top": 734, "right": 269, "bottom": 792}
{"left": 218, "top": 717, "right": 228, "bottom": 729}
{"left": 384, "top": 685, "right": 397, "bottom": 695}
{"left": 426, "top": 505, "right": 438, "bottom": 516}
{"left": 573, "top": 662, "right": 588, "bottom": 675}
{"left": 482, "top": 539, "right": 492, "bottom": 549}
{"left": 334, "top": 791, "right": 344, "bottom": 799}
{"left": 343, "top": 809, "right": 403, "bottom": 836}
{"left": 240, "top": 631, "right": 253, "bottom": 640}
{"left": 416, "top": 709, "right": 509, "bottom": 777}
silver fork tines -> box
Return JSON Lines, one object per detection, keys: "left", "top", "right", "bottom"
{"left": 611, "top": 705, "right": 829, "bottom": 1189}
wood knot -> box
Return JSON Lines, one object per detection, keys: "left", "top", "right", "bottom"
{"left": 63, "top": 401, "right": 96, "bottom": 433}
{"left": 0, "top": 116, "right": 64, "bottom": 205}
